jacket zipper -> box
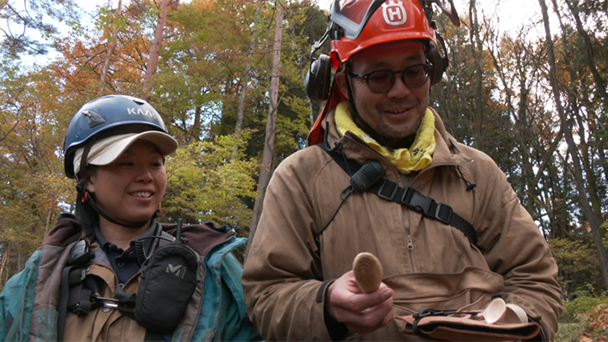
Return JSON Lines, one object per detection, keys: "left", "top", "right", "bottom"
{"left": 406, "top": 232, "right": 417, "bottom": 272}
{"left": 341, "top": 123, "right": 473, "bottom": 274}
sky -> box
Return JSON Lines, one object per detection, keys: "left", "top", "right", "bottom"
{"left": 2, "top": 0, "right": 107, "bottom": 66}
{"left": 8, "top": 0, "right": 557, "bottom": 67}
{"left": 316, "top": 0, "right": 555, "bottom": 39}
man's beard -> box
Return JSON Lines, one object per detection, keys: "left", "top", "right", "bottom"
{"left": 361, "top": 117, "right": 423, "bottom": 150}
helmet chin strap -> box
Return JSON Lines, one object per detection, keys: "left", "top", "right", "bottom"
{"left": 81, "top": 190, "right": 153, "bottom": 229}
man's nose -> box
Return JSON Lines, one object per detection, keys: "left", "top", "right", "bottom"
{"left": 386, "top": 73, "right": 411, "bottom": 98}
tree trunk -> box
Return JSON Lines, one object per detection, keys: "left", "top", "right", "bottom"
{"left": 44, "top": 199, "right": 54, "bottom": 236}
{"left": 17, "top": 249, "right": 22, "bottom": 274}
{"left": 235, "top": 1, "right": 263, "bottom": 133}
{"left": 563, "top": 0, "right": 608, "bottom": 111}
{"left": 598, "top": 148, "right": 608, "bottom": 190}
{"left": 247, "top": 2, "right": 284, "bottom": 258}
{"left": 143, "top": 0, "right": 169, "bottom": 100}
{"left": 562, "top": 0, "right": 608, "bottom": 186}
{"left": 538, "top": 0, "right": 608, "bottom": 290}
{"left": 574, "top": 100, "right": 603, "bottom": 223}
{"left": 487, "top": 35, "right": 541, "bottom": 221}
{"left": 97, "top": 0, "right": 122, "bottom": 97}
{"left": 0, "top": 243, "right": 8, "bottom": 287}
{"left": 553, "top": 0, "right": 608, "bottom": 270}
{"left": 308, "top": 97, "right": 314, "bottom": 129}
{"left": 468, "top": 0, "right": 484, "bottom": 150}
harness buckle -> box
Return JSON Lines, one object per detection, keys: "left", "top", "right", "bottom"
{"left": 402, "top": 188, "right": 432, "bottom": 214}
{"left": 377, "top": 179, "right": 399, "bottom": 201}
{"left": 434, "top": 202, "right": 453, "bottom": 224}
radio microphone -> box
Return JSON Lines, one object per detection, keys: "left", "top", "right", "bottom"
{"left": 350, "top": 160, "right": 385, "bottom": 191}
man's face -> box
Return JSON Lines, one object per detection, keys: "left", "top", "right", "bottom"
{"left": 336, "top": 40, "right": 430, "bottom": 144}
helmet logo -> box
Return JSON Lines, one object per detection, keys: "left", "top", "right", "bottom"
{"left": 382, "top": 0, "right": 407, "bottom": 26}
{"left": 127, "top": 107, "right": 158, "bottom": 119}
{"left": 82, "top": 110, "right": 106, "bottom": 128}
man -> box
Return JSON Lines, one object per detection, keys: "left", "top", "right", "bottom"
{"left": 0, "top": 95, "right": 262, "bottom": 341}
{"left": 242, "top": 0, "right": 562, "bottom": 341}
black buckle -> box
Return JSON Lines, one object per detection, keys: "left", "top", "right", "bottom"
{"left": 402, "top": 188, "right": 432, "bottom": 214}
{"left": 413, "top": 308, "right": 461, "bottom": 319}
{"left": 434, "top": 203, "right": 453, "bottom": 224}
{"left": 377, "top": 179, "right": 398, "bottom": 201}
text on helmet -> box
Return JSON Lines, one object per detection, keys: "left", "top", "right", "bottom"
{"left": 127, "top": 107, "right": 159, "bottom": 119}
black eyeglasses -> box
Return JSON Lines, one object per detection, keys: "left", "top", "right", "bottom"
{"left": 347, "top": 64, "right": 432, "bottom": 93}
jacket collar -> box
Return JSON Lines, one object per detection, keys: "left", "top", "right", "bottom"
{"left": 320, "top": 106, "right": 473, "bottom": 174}
{"left": 43, "top": 215, "right": 236, "bottom": 258}
{"left": 429, "top": 107, "right": 474, "bottom": 167}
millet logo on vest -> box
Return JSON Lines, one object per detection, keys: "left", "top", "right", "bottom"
{"left": 127, "top": 107, "right": 158, "bottom": 118}
{"left": 382, "top": 0, "right": 407, "bottom": 26}
{"left": 166, "top": 264, "right": 186, "bottom": 278}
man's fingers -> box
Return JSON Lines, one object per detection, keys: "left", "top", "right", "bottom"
{"left": 337, "top": 283, "right": 393, "bottom": 312}
{"left": 340, "top": 296, "right": 394, "bottom": 334}
{"left": 325, "top": 270, "right": 394, "bottom": 335}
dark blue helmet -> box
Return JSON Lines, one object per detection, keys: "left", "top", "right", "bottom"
{"left": 64, "top": 95, "right": 169, "bottom": 179}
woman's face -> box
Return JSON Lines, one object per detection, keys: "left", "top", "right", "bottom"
{"left": 85, "top": 140, "right": 167, "bottom": 225}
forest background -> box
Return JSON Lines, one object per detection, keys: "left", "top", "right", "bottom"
{"left": 1, "top": 0, "right": 607, "bottom": 340}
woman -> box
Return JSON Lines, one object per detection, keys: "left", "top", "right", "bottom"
{"left": 0, "top": 95, "right": 262, "bottom": 341}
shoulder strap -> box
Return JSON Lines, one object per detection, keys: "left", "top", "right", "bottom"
{"left": 316, "top": 143, "right": 478, "bottom": 248}
{"left": 58, "top": 265, "right": 104, "bottom": 341}
{"left": 57, "top": 265, "right": 75, "bottom": 342}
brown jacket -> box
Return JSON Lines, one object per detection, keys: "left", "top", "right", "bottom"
{"left": 242, "top": 108, "right": 562, "bottom": 341}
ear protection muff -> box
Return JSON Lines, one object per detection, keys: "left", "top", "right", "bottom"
{"left": 426, "top": 35, "right": 449, "bottom": 85}
{"left": 305, "top": 54, "right": 332, "bottom": 101}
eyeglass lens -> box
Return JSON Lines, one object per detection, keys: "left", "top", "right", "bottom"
{"left": 366, "top": 65, "right": 429, "bottom": 93}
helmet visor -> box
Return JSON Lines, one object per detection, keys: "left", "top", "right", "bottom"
{"left": 330, "top": 1, "right": 460, "bottom": 41}
{"left": 72, "top": 132, "right": 178, "bottom": 178}
{"left": 329, "top": 0, "right": 385, "bottom": 39}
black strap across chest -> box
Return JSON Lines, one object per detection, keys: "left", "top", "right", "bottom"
{"left": 317, "top": 143, "right": 478, "bottom": 247}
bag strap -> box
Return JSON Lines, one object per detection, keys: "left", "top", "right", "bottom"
{"left": 57, "top": 265, "right": 76, "bottom": 341}
{"left": 316, "top": 143, "right": 478, "bottom": 247}
{"left": 58, "top": 265, "right": 104, "bottom": 341}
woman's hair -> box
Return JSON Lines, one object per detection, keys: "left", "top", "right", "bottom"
{"left": 75, "top": 165, "right": 99, "bottom": 240}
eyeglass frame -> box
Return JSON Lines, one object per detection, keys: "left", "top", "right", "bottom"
{"left": 346, "top": 63, "right": 433, "bottom": 93}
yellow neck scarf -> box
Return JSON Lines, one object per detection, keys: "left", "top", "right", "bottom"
{"left": 334, "top": 101, "right": 436, "bottom": 174}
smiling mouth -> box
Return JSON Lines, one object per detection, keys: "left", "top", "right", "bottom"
{"left": 130, "top": 192, "right": 153, "bottom": 198}
{"left": 386, "top": 108, "right": 410, "bottom": 115}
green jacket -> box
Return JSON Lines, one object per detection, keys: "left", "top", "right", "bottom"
{"left": 0, "top": 216, "right": 262, "bottom": 342}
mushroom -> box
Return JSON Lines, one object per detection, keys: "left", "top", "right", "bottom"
{"left": 353, "top": 252, "right": 383, "bottom": 293}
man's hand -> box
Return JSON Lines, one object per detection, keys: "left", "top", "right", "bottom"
{"left": 325, "top": 270, "right": 394, "bottom": 334}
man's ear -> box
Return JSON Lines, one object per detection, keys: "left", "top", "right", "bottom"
{"left": 335, "top": 71, "right": 350, "bottom": 100}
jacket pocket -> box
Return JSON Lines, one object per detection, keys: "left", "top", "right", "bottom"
{"left": 384, "top": 267, "right": 504, "bottom": 331}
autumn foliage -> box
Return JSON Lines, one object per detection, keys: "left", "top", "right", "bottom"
{"left": 0, "top": 1, "right": 607, "bottom": 339}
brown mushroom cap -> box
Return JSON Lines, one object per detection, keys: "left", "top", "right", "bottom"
{"left": 353, "top": 252, "right": 383, "bottom": 293}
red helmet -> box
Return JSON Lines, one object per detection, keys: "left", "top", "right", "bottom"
{"left": 307, "top": 0, "right": 440, "bottom": 146}
{"left": 330, "top": 0, "right": 435, "bottom": 65}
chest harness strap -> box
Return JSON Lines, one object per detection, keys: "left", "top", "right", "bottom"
{"left": 316, "top": 143, "right": 478, "bottom": 248}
